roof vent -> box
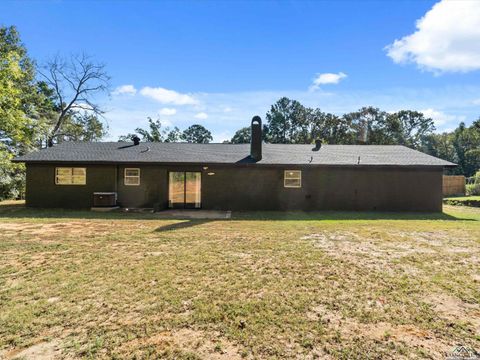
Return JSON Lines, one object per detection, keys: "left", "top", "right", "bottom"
{"left": 132, "top": 135, "right": 140, "bottom": 146}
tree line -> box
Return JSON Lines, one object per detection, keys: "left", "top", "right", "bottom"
{"left": 230, "top": 97, "right": 480, "bottom": 177}
{"left": 119, "top": 118, "right": 213, "bottom": 144}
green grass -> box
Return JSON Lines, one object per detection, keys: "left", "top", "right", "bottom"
{"left": 443, "top": 196, "right": 480, "bottom": 207}
{"left": 444, "top": 196, "right": 480, "bottom": 201}
{"left": 0, "top": 201, "right": 479, "bottom": 359}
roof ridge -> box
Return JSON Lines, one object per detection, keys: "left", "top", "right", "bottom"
{"left": 57, "top": 141, "right": 411, "bottom": 146}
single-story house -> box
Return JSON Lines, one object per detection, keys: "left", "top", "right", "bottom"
{"left": 14, "top": 116, "right": 455, "bottom": 212}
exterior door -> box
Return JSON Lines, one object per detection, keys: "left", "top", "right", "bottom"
{"left": 168, "top": 172, "right": 201, "bottom": 209}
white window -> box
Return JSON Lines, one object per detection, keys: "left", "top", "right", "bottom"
{"left": 55, "top": 167, "right": 86, "bottom": 185}
{"left": 124, "top": 168, "right": 140, "bottom": 186}
{"left": 284, "top": 170, "right": 301, "bottom": 188}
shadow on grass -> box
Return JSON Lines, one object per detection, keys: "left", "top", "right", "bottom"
{"left": 154, "top": 220, "right": 212, "bottom": 232}
{"left": 0, "top": 202, "right": 477, "bottom": 221}
{"left": 0, "top": 202, "right": 160, "bottom": 220}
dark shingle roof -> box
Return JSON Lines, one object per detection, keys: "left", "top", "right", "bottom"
{"left": 13, "top": 142, "right": 456, "bottom": 167}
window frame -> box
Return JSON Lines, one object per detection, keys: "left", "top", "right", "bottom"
{"left": 124, "top": 168, "right": 141, "bottom": 186}
{"left": 55, "top": 167, "right": 87, "bottom": 185}
{"left": 284, "top": 170, "right": 302, "bottom": 188}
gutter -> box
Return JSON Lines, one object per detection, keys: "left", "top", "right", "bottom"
{"left": 11, "top": 160, "right": 456, "bottom": 169}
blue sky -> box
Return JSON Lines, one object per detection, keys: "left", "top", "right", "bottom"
{"left": 1, "top": 0, "right": 480, "bottom": 141}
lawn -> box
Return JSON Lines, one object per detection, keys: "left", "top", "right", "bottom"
{"left": 444, "top": 196, "right": 480, "bottom": 207}
{"left": 0, "top": 201, "right": 479, "bottom": 359}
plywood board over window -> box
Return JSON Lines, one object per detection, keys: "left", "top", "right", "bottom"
{"left": 284, "top": 170, "right": 301, "bottom": 188}
{"left": 124, "top": 168, "right": 140, "bottom": 186}
{"left": 55, "top": 168, "right": 86, "bottom": 185}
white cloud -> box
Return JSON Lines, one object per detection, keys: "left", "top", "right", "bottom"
{"left": 194, "top": 112, "right": 208, "bottom": 120}
{"left": 112, "top": 84, "right": 137, "bottom": 95}
{"left": 71, "top": 103, "right": 94, "bottom": 111}
{"left": 472, "top": 98, "right": 480, "bottom": 105}
{"left": 421, "top": 108, "right": 465, "bottom": 128}
{"left": 386, "top": 0, "right": 480, "bottom": 73}
{"left": 140, "top": 86, "right": 198, "bottom": 105}
{"left": 158, "top": 107, "right": 177, "bottom": 116}
{"left": 309, "top": 72, "right": 347, "bottom": 91}
{"left": 223, "top": 107, "right": 233, "bottom": 113}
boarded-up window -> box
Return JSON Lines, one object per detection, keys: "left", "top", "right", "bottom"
{"left": 284, "top": 170, "right": 301, "bottom": 188}
{"left": 124, "top": 168, "right": 140, "bottom": 186}
{"left": 55, "top": 167, "right": 86, "bottom": 185}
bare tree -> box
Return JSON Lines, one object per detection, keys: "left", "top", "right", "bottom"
{"left": 38, "top": 53, "right": 110, "bottom": 147}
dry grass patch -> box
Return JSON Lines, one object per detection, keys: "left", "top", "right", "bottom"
{"left": 2, "top": 340, "right": 60, "bottom": 360}
{"left": 117, "top": 328, "right": 244, "bottom": 359}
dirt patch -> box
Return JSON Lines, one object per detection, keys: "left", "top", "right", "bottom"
{"left": 306, "top": 304, "right": 450, "bottom": 358}
{"left": 393, "top": 230, "right": 450, "bottom": 244}
{"left": 0, "top": 221, "right": 113, "bottom": 238}
{"left": 301, "top": 231, "right": 421, "bottom": 273}
{"left": 118, "top": 328, "right": 244, "bottom": 359}
{"left": 301, "top": 230, "right": 479, "bottom": 273}
{"left": 362, "top": 323, "right": 450, "bottom": 358}
{"left": 424, "top": 294, "right": 480, "bottom": 332}
{"left": 0, "top": 222, "right": 45, "bottom": 234}
{"left": 3, "top": 341, "right": 60, "bottom": 360}
{"left": 302, "top": 231, "right": 437, "bottom": 256}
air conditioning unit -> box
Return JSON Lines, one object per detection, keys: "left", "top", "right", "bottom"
{"left": 93, "top": 192, "right": 117, "bottom": 207}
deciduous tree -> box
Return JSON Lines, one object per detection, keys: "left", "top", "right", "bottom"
{"left": 387, "top": 110, "right": 435, "bottom": 148}
{"left": 37, "top": 53, "right": 110, "bottom": 147}
{"left": 119, "top": 117, "right": 183, "bottom": 143}
{"left": 0, "top": 26, "right": 40, "bottom": 153}
{"left": 181, "top": 124, "right": 213, "bottom": 143}
{"left": 231, "top": 127, "right": 251, "bottom": 143}
{"left": 451, "top": 122, "right": 480, "bottom": 176}
{"left": 0, "top": 26, "right": 41, "bottom": 199}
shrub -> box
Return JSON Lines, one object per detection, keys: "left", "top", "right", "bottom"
{"left": 0, "top": 150, "right": 25, "bottom": 200}
{"left": 475, "top": 171, "right": 480, "bottom": 183}
{"left": 466, "top": 183, "right": 480, "bottom": 196}
{"left": 444, "top": 196, "right": 480, "bottom": 207}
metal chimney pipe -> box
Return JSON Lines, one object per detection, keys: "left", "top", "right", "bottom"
{"left": 250, "top": 116, "right": 262, "bottom": 161}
